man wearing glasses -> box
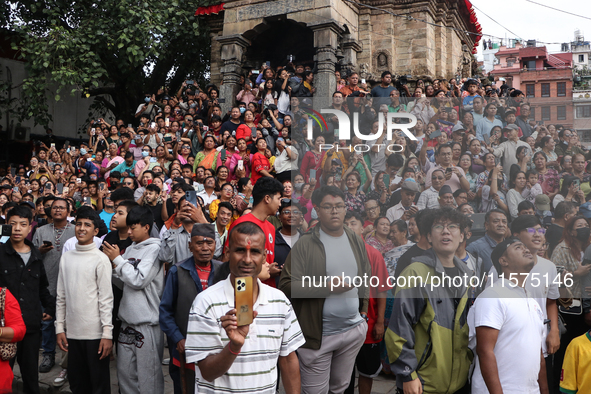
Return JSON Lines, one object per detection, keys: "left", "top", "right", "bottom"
{"left": 385, "top": 208, "right": 473, "bottom": 394}
{"left": 274, "top": 201, "right": 305, "bottom": 286}
{"left": 279, "top": 186, "right": 370, "bottom": 394}
{"left": 424, "top": 144, "right": 470, "bottom": 193}
{"left": 510, "top": 215, "right": 560, "bottom": 388}
{"left": 33, "top": 198, "right": 76, "bottom": 373}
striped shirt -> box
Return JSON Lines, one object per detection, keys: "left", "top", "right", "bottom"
{"left": 185, "top": 276, "right": 305, "bottom": 393}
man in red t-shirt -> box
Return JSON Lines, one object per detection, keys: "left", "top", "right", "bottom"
{"left": 344, "top": 211, "right": 391, "bottom": 394}
{"left": 227, "top": 177, "right": 284, "bottom": 287}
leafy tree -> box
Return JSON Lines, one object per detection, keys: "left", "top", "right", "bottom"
{"left": 4, "top": 0, "right": 214, "bottom": 128}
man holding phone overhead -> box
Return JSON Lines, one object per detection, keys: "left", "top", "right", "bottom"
{"left": 185, "top": 221, "right": 305, "bottom": 394}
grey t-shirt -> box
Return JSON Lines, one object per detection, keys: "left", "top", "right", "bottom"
{"left": 18, "top": 251, "right": 31, "bottom": 266}
{"left": 319, "top": 229, "right": 364, "bottom": 336}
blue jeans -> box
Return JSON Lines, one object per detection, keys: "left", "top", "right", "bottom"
{"left": 41, "top": 309, "right": 56, "bottom": 356}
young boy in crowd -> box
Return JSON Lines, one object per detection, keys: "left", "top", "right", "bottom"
{"left": 55, "top": 207, "right": 113, "bottom": 394}
{"left": 102, "top": 206, "right": 165, "bottom": 394}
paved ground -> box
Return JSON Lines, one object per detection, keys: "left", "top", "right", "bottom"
{"left": 12, "top": 347, "right": 399, "bottom": 393}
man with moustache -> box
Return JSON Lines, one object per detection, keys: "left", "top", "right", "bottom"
{"left": 470, "top": 238, "right": 548, "bottom": 394}
{"left": 185, "top": 221, "right": 304, "bottom": 393}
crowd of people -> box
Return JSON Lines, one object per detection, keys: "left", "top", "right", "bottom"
{"left": 0, "top": 61, "right": 589, "bottom": 394}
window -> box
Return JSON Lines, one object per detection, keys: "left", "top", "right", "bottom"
{"left": 541, "top": 83, "right": 550, "bottom": 97}
{"left": 576, "top": 105, "right": 591, "bottom": 118}
{"left": 525, "top": 60, "right": 536, "bottom": 70}
{"left": 581, "top": 130, "right": 591, "bottom": 143}
{"left": 557, "top": 82, "right": 566, "bottom": 97}
{"left": 579, "top": 54, "right": 585, "bottom": 62}
{"left": 541, "top": 106, "right": 551, "bottom": 121}
{"left": 529, "top": 107, "right": 536, "bottom": 120}
{"left": 557, "top": 106, "right": 566, "bottom": 120}
{"left": 526, "top": 84, "right": 535, "bottom": 97}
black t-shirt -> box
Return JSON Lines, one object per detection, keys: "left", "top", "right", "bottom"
{"left": 101, "top": 231, "right": 133, "bottom": 255}
{"left": 394, "top": 244, "right": 429, "bottom": 278}
{"left": 220, "top": 120, "right": 242, "bottom": 135}
{"left": 146, "top": 203, "right": 164, "bottom": 233}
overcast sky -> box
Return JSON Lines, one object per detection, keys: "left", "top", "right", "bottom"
{"left": 471, "top": 0, "right": 590, "bottom": 59}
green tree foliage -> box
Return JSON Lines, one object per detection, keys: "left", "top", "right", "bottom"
{"left": 5, "top": 0, "right": 215, "bottom": 127}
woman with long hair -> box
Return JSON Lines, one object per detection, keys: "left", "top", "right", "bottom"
{"left": 214, "top": 166, "right": 230, "bottom": 194}
{"left": 538, "top": 136, "right": 560, "bottom": 169}
{"left": 460, "top": 110, "right": 476, "bottom": 136}
{"left": 475, "top": 102, "right": 503, "bottom": 142}
{"left": 365, "top": 216, "right": 395, "bottom": 255}
{"left": 458, "top": 153, "right": 478, "bottom": 210}
{"left": 216, "top": 136, "right": 238, "bottom": 176}
{"left": 229, "top": 138, "right": 252, "bottom": 180}
{"left": 551, "top": 215, "right": 591, "bottom": 385}
{"left": 300, "top": 135, "right": 325, "bottom": 183}
{"left": 467, "top": 138, "right": 486, "bottom": 174}
{"left": 251, "top": 138, "right": 272, "bottom": 185}
{"left": 553, "top": 175, "right": 585, "bottom": 209}
{"left": 0, "top": 288, "right": 26, "bottom": 393}
{"left": 506, "top": 171, "right": 527, "bottom": 219}
{"left": 342, "top": 171, "right": 369, "bottom": 213}
{"left": 193, "top": 135, "right": 219, "bottom": 172}
{"left": 209, "top": 182, "right": 238, "bottom": 223}
{"left": 532, "top": 151, "right": 559, "bottom": 201}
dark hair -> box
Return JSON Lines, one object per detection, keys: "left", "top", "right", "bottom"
{"left": 218, "top": 201, "right": 234, "bottom": 215}
{"left": 51, "top": 197, "right": 69, "bottom": 210}
{"left": 146, "top": 184, "right": 161, "bottom": 194}
{"left": 6, "top": 205, "right": 33, "bottom": 224}
{"left": 237, "top": 177, "right": 250, "bottom": 193}
{"left": 381, "top": 70, "right": 392, "bottom": 79}
{"left": 111, "top": 187, "right": 135, "bottom": 203}
{"left": 517, "top": 200, "right": 535, "bottom": 213}
{"left": 181, "top": 164, "right": 193, "bottom": 172}
{"left": 561, "top": 215, "right": 590, "bottom": 259}
{"left": 453, "top": 189, "right": 467, "bottom": 198}
{"left": 2, "top": 202, "right": 17, "bottom": 214}
{"left": 117, "top": 200, "right": 139, "bottom": 213}
{"left": 485, "top": 208, "right": 509, "bottom": 224}
{"left": 436, "top": 143, "right": 452, "bottom": 156}
{"left": 555, "top": 201, "right": 576, "bottom": 220}
{"left": 457, "top": 203, "right": 472, "bottom": 212}
{"left": 345, "top": 210, "right": 364, "bottom": 223}
{"left": 373, "top": 216, "right": 390, "bottom": 228}
{"left": 171, "top": 182, "right": 194, "bottom": 193}
{"left": 252, "top": 177, "right": 284, "bottom": 207}
{"left": 228, "top": 221, "right": 265, "bottom": 246}
{"left": 391, "top": 219, "right": 408, "bottom": 233}
{"left": 124, "top": 151, "right": 134, "bottom": 160}
{"left": 559, "top": 175, "right": 578, "bottom": 198}
{"left": 126, "top": 206, "right": 154, "bottom": 234}
{"left": 386, "top": 153, "right": 404, "bottom": 169}
{"left": 75, "top": 206, "right": 102, "bottom": 229}
{"left": 422, "top": 207, "right": 469, "bottom": 235}
{"left": 220, "top": 182, "right": 233, "bottom": 192}
{"left": 511, "top": 214, "right": 542, "bottom": 235}
{"left": 312, "top": 185, "right": 346, "bottom": 206}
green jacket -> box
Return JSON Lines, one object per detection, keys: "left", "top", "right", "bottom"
{"left": 385, "top": 249, "right": 473, "bottom": 393}
{"left": 278, "top": 225, "right": 370, "bottom": 350}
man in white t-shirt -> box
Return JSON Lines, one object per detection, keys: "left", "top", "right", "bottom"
{"left": 511, "top": 215, "right": 560, "bottom": 389}
{"left": 469, "top": 237, "right": 548, "bottom": 394}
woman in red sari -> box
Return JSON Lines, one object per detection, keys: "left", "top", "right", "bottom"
{"left": 300, "top": 135, "right": 325, "bottom": 183}
{"left": 251, "top": 138, "right": 273, "bottom": 185}
{"left": 0, "top": 288, "right": 26, "bottom": 393}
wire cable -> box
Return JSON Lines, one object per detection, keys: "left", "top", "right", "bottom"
{"left": 525, "top": 0, "right": 591, "bottom": 22}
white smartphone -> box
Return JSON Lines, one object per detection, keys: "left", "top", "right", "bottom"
{"left": 165, "top": 118, "right": 170, "bottom": 127}
{"left": 361, "top": 79, "right": 366, "bottom": 84}
{"left": 238, "top": 160, "right": 244, "bottom": 170}
{"left": 151, "top": 122, "right": 156, "bottom": 129}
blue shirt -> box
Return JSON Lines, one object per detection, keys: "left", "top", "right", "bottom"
{"left": 466, "top": 233, "right": 499, "bottom": 273}
{"left": 99, "top": 210, "right": 114, "bottom": 231}
{"left": 112, "top": 161, "right": 137, "bottom": 179}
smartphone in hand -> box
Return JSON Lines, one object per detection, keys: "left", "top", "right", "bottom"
{"left": 310, "top": 169, "right": 316, "bottom": 180}
{"left": 235, "top": 277, "right": 254, "bottom": 326}
{"left": 185, "top": 191, "right": 198, "bottom": 207}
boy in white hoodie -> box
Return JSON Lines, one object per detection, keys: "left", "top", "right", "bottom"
{"left": 56, "top": 207, "right": 113, "bottom": 394}
{"left": 103, "top": 206, "right": 165, "bottom": 394}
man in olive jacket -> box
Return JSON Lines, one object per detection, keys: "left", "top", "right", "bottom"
{"left": 279, "top": 186, "right": 370, "bottom": 394}
{"left": 385, "top": 208, "right": 473, "bottom": 394}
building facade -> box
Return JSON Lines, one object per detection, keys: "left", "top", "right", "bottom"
{"left": 201, "top": 0, "right": 480, "bottom": 110}
{"left": 490, "top": 42, "right": 573, "bottom": 129}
